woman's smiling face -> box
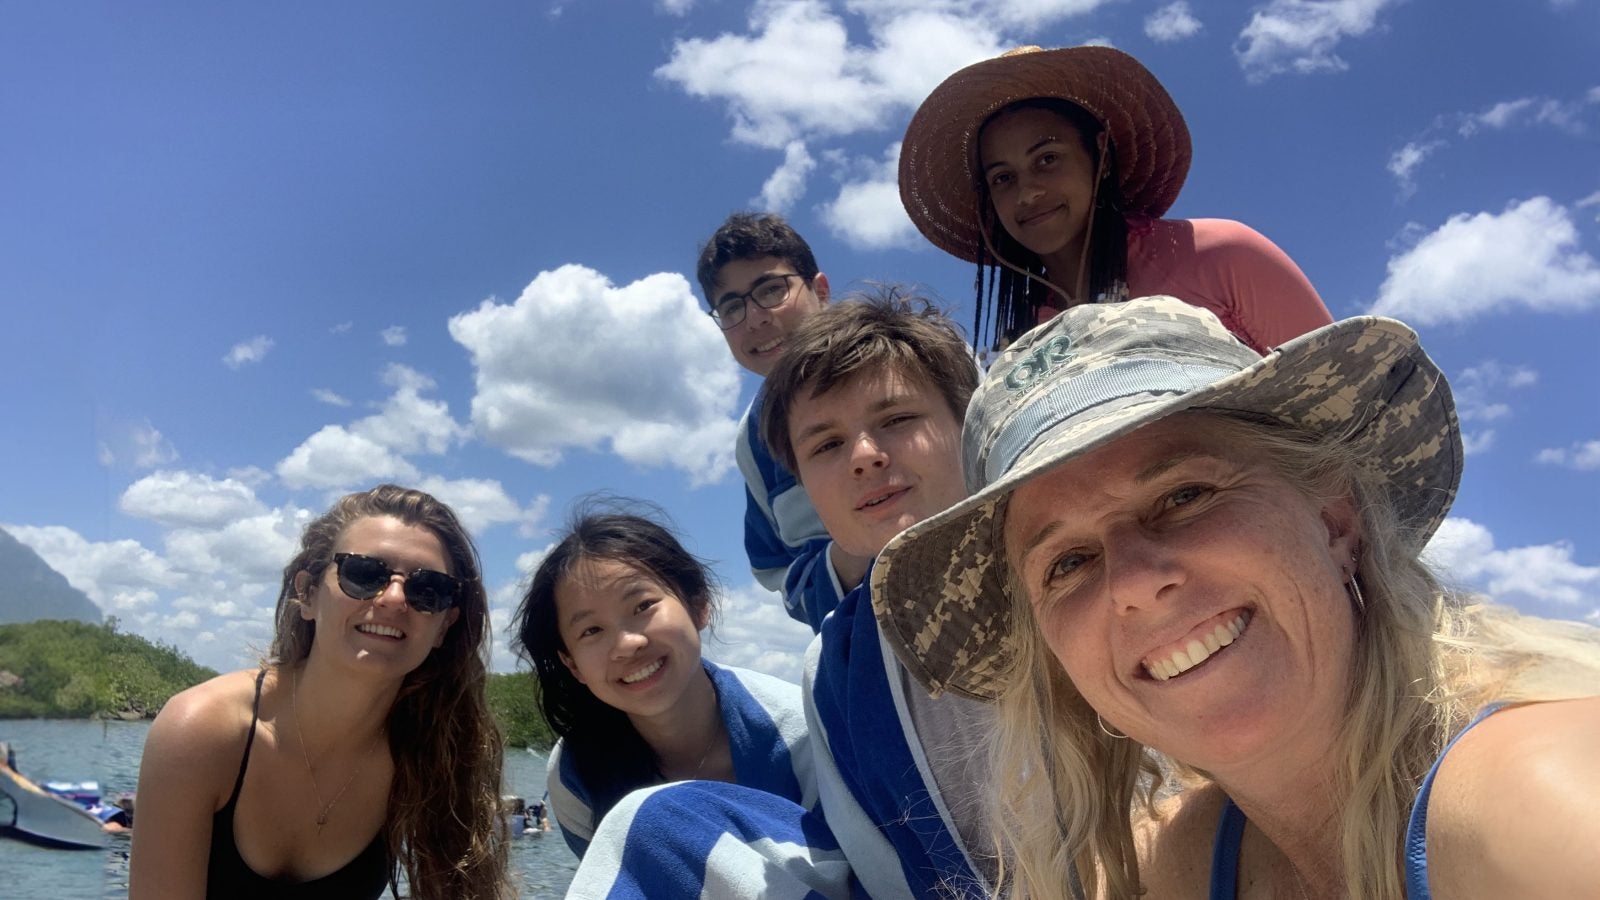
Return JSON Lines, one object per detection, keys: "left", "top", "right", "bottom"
{"left": 554, "top": 556, "right": 706, "bottom": 724}
{"left": 1003, "top": 413, "right": 1362, "bottom": 773}
{"left": 978, "top": 105, "right": 1099, "bottom": 263}
{"left": 298, "top": 515, "right": 461, "bottom": 677}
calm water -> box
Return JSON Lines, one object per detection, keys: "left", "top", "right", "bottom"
{"left": 0, "top": 720, "right": 578, "bottom": 898}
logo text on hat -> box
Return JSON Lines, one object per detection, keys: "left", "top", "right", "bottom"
{"left": 1004, "top": 336, "right": 1074, "bottom": 392}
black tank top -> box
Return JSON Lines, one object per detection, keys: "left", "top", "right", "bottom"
{"left": 206, "top": 668, "right": 393, "bottom": 899}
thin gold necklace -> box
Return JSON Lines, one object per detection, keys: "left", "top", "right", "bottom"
{"left": 690, "top": 726, "right": 719, "bottom": 778}
{"left": 290, "top": 666, "right": 384, "bottom": 834}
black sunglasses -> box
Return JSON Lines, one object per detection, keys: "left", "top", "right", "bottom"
{"left": 332, "top": 552, "right": 462, "bottom": 614}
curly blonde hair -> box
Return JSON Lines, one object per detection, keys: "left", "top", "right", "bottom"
{"left": 987, "top": 415, "right": 1600, "bottom": 900}
{"left": 271, "top": 484, "right": 509, "bottom": 900}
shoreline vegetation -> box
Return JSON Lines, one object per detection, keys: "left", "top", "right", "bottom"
{"left": 0, "top": 620, "right": 556, "bottom": 750}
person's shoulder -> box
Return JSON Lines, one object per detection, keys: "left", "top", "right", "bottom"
{"left": 1176, "top": 218, "right": 1279, "bottom": 255}
{"left": 1426, "top": 697, "right": 1600, "bottom": 897}
{"left": 1128, "top": 217, "right": 1277, "bottom": 278}
{"left": 1436, "top": 697, "right": 1600, "bottom": 798}
{"left": 142, "top": 668, "right": 264, "bottom": 798}
{"left": 1135, "top": 782, "right": 1227, "bottom": 895}
{"left": 150, "top": 668, "right": 263, "bottom": 745}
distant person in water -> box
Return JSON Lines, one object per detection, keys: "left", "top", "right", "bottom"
{"left": 512, "top": 502, "right": 814, "bottom": 858}
{"left": 899, "top": 45, "right": 1332, "bottom": 353}
{"left": 131, "top": 484, "right": 508, "bottom": 900}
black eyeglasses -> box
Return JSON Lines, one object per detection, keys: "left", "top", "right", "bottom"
{"left": 332, "top": 553, "right": 462, "bottom": 614}
{"left": 708, "top": 273, "right": 804, "bottom": 330}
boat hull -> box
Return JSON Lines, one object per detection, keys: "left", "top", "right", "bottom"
{"left": 0, "top": 765, "right": 105, "bottom": 850}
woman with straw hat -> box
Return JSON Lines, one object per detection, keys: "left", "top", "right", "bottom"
{"left": 871, "top": 296, "right": 1600, "bottom": 899}
{"left": 900, "top": 46, "right": 1333, "bottom": 353}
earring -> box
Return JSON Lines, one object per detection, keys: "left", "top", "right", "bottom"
{"left": 1096, "top": 712, "right": 1128, "bottom": 740}
{"left": 1347, "top": 554, "right": 1367, "bottom": 615}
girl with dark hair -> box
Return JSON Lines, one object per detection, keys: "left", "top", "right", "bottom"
{"left": 131, "top": 484, "right": 508, "bottom": 900}
{"left": 513, "top": 507, "right": 814, "bottom": 858}
{"left": 899, "top": 45, "right": 1334, "bottom": 353}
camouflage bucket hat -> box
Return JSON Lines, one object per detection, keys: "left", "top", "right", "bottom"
{"left": 870, "top": 296, "right": 1462, "bottom": 702}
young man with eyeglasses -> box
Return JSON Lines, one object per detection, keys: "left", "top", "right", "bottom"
{"left": 696, "top": 212, "right": 862, "bottom": 631}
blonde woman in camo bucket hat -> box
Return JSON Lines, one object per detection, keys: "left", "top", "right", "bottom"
{"left": 899, "top": 46, "right": 1333, "bottom": 354}
{"left": 870, "top": 296, "right": 1600, "bottom": 900}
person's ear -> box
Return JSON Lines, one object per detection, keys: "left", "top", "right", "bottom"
{"left": 1321, "top": 494, "right": 1363, "bottom": 568}
{"left": 432, "top": 607, "right": 461, "bottom": 648}
{"left": 558, "top": 650, "right": 585, "bottom": 685}
{"left": 812, "top": 272, "right": 830, "bottom": 305}
{"left": 293, "top": 571, "right": 316, "bottom": 621}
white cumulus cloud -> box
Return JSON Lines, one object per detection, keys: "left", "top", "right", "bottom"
{"left": 656, "top": 2, "right": 1003, "bottom": 148}
{"left": 120, "top": 470, "right": 268, "bottom": 528}
{"left": 1536, "top": 441, "right": 1600, "bottom": 471}
{"left": 1234, "top": 0, "right": 1396, "bottom": 81}
{"left": 449, "top": 264, "right": 742, "bottom": 485}
{"left": 163, "top": 506, "right": 310, "bottom": 580}
{"left": 1459, "top": 95, "right": 1591, "bottom": 137}
{"left": 311, "top": 388, "right": 351, "bottom": 407}
{"left": 223, "top": 335, "right": 274, "bottom": 369}
{"left": 754, "top": 140, "right": 817, "bottom": 212}
{"left": 820, "top": 142, "right": 919, "bottom": 249}
{"left": 381, "top": 325, "right": 408, "bottom": 347}
{"left": 1426, "top": 518, "right": 1600, "bottom": 617}
{"left": 1369, "top": 197, "right": 1600, "bottom": 325}
{"left": 349, "top": 365, "right": 468, "bottom": 457}
{"left": 1450, "top": 361, "right": 1536, "bottom": 456}
{"left": 702, "top": 581, "right": 816, "bottom": 682}
{"left": 275, "top": 425, "right": 421, "bottom": 491}
{"left": 276, "top": 365, "right": 467, "bottom": 490}
{"left": 132, "top": 421, "right": 179, "bottom": 469}
{"left": 1145, "top": 1, "right": 1201, "bottom": 42}
{"left": 413, "top": 476, "right": 551, "bottom": 537}
{"left": 1580, "top": 190, "right": 1600, "bottom": 222}
{"left": 1387, "top": 139, "right": 1443, "bottom": 196}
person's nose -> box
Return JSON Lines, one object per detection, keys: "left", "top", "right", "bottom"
{"left": 609, "top": 628, "right": 648, "bottom": 660}
{"left": 742, "top": 296, "right": 776, "bottom": 329}
{"left": 1017, "top": 172, "right": 1047, "bottom": 207}
{"left": 1103, "top": 522, "right": 1185, "bottom": 616}
{"left": 850, "top": 433, "right": 888, "bottom": 476}
{"left": 371, "top": 577, "right": 409, "bottom": 611}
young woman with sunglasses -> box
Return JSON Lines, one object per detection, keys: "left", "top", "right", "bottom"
{"left": 513, "top": 507, "right": 814, "bottom": 858}
{"left": 131, "top": 484, "right": 508, "bottom": 900}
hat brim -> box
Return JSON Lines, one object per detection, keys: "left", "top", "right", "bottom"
{"left": 871, "top": 315, "right": 1462, "bottom": 702}
{"left": 899, "top": 46, "right": 1192, "bottom": 265}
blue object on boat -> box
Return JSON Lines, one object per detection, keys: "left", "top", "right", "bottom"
{"left": 42, "top": 780, "right": 102, "bottom": 809}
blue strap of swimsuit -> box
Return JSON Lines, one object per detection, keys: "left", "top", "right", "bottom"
{"left": 1208, "top": 796, "right": 1248, "bottom": 900}
{"left": 1404, "top": 703, "right": 1506, "bottom": 899}
{"left": 1208, "top": 703, "right": 1508, "bottom": 900}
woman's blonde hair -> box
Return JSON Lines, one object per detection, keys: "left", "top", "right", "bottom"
{"left": 988, "top": 414, "right": 1600, "bottom": 900}
{"left": 271, "top": 484, "right": 509, "bottom": 900}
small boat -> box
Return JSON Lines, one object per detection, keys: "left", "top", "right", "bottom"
{"left": 0, "top": 743, "right": 105, "bottom": 850}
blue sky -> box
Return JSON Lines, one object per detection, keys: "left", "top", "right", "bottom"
{"left": 3, "top": 0, "right": 1597, "bottom": 678}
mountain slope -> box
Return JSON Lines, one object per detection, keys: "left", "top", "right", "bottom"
{"left": 0, "top": 527, "right": 102, "bottom": 625}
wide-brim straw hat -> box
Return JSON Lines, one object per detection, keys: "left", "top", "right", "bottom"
{"left": 900, "top": 45, "right": 1192, "bottom": 265}
{"left": 870, "top": 296, "right": 1462, "bottom": 702}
